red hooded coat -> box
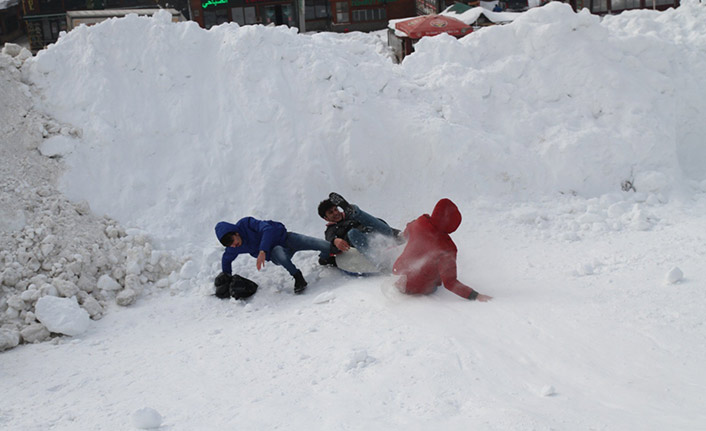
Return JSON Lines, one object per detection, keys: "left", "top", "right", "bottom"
{"left": 392, "top": 199, "right": 477, "bottom": 299}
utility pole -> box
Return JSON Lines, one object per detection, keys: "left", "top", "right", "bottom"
{"left": 299, "top": 0, "right": 306, "bottom": 33}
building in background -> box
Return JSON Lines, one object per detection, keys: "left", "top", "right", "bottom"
{"left": 65, "top": 7, "right": 183, "bottom": 30}
{"left": 11, "top": 0, "right": 685, "bottom": 53}
{"left": 20, "top": 0, "right": 182, "bottom": 51}
{"left": 563, "top": 0, "right": 679, "bottom": 14}
{"left": 187, "top": 0, "right": 415, "bottom": 32}
{"left": 329, "top": 0, "right": 415, "bottom": 32}
{"left": 1, "top": 0, "right": 23, "bottom": 43}
{"left": 189, "top": 0, "right": 302, "bottom": 28}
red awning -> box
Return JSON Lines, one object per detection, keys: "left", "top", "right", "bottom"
{"left": 395, "top": 15, "right": 473, "bottom": 40}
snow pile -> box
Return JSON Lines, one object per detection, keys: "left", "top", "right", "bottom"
{"left": 21, "top": 4, "right": 706, "bottom": 257}
{"left": 404, "top": 1, "right": 706, "bottom": 198}
{"left": 0, "top": 49, "right": 182, "bottom": 351}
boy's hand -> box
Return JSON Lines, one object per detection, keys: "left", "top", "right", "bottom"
{"left": 333, "top": 238, "right": 350, "bottom": 252}
{"left": 256, "top": 251, "right": 266, "bottom": 270}
{"left": 476, "top": 294, "right": 493, "bottom": 302}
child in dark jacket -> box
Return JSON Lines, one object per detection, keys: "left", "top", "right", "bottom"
{"left": 215, "top": 217, "right": 335, "bottom": 294}
{"left": 317, "top": 192, "right": 401, "bottom": 266}
{"left": 392, "top": 199, "right": 492, "bottom": 302}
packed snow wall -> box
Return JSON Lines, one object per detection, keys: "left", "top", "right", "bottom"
{"left": 21, "top": 3, "right": 706, "bottom": 253}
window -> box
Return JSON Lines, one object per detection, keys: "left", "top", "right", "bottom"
{"left": 352, "top": 8, "right": 386, "bottom": 22}
{"left": 203, "top": 8, "right": 228, "bottom": 29}
{"left": 335, "top": 2, "right": 349, "bottom": 23}
{"left": 306, "top": 0, "right": 328, "bottom": 19}
{"left": 591, "top": 0, "right": 607, "bottom": 12}
{"left": 231, "top": 6, "right": 257, "bottom": 25}
{"left": 624, "top": 0, "right": 640, "bottom": 8}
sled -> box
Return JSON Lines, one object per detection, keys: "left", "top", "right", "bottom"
{"left": 335, "top": 248, "right": 381, "bottom": 276}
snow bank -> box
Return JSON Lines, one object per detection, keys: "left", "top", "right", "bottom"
{"left": 22, "top": 4, "right": 706, "bottom": 255}
{"left": 1, "top": 48, "right": 182, "bottom": 351}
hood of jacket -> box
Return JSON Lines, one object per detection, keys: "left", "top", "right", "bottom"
{"left": 215, "top": 221, "right": 239, "bottom": 241}
{"left": 430, "top": 198, "right": 461, "bottom": 234}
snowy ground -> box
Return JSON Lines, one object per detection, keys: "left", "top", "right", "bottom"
{"left": 2, "top": 2, "right": 706, "bottom": 430}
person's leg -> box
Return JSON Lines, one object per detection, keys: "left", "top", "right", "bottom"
{"left": 346, "top": 205, "right": 396, "bottom": 237}
{"left": 269, "top": 245, "right": 298, "bottom": 276}
{"left": 270, "top": 243, "right": 309, "bottom": 294}
{"left": 285, "top": 232, "right": 334, "bottom": 259}
{"left": 346, "top": 228, "right": 370, "bottom": 254}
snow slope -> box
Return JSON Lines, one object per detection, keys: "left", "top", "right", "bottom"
{"left": 2, "top": 2, "right": 706, "bottom": 430}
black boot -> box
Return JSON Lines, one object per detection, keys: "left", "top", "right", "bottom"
{"left": 318, "top": 255, "right": 337, "bottom": 267}
{"left": 293, "top": 270, "right": 308, "bottom": 294}
{"left": 329, "top": 192, "right": 353, "bottom": 213}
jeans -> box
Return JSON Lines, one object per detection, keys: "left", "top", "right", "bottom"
{"left": 346, "top": 205, "right": 396, "bottom": 261}
{"left": 269, "top": 232, "right": 333, "bottom": 276}
{"left": 346, "top": 205, "right": 396, "bottom": 237}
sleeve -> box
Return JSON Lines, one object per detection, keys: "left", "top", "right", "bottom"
{"left": 438, "top": 250, "right": 477, "bottom": 299}
{"left": 247, "top": 218, "right": 283, "bottom": 257}
{"left": 324, "top": 225, "right": 337, "bottom": 245}
{"left": 221, "top": 248, "right": 239, "bottom": 275}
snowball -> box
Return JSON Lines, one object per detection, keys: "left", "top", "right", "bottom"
{"left": 97, "top": 274, "right": 122, "bottom": 291}
{"left": 665, "top": 267, "right": 683, "bottom": 284}
{"left": 132, "top": 407, "right": 163, "bottom": 429}
{"left": 34, "top": 296, "right": 90, "bottom": 336}
{"left": 540, "top": 385, "right": 557, "bottom": 397}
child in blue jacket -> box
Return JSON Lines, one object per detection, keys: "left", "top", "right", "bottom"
{"left": 215, "top": 217, "right": 334, "bottom": 294}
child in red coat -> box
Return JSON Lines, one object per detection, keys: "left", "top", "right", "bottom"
{"left": 392, "top": 198, "right": 492, "bottom": 301}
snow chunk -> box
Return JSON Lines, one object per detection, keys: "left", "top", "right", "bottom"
{"left": 540, "top": 385, "right": 557, "bottom": 397}
{"left": 179, "top": 260, "right": 199, "bottom": 279}
{"left": 116, "top": 288, "right": 138, "bottom": 306}
{"left": 34, "top": 296, "right": 90, "bottom": 336}
{"left": 346, "top": 349, "right": 376, "bottom": 370}
{"left": 313, "top": 291, "right": 336, "bottom": 304}
{"left": 20, "top": 322, "right": 51, "bottom": 343}
{"left": 38, "top": 135, "right": 77, "bottom": 158}
{"left": 665, "top": 267, "right": 684, "bottom": 284}
{"left": 0, "top": 328, "right": 21, "bottom": 351}
{"left": 131, "top": 407, "right": 163, "bottom": 429}
{"left": 0, "top": 207, "right": 26, "bottom": 233}
{"left": 2, "top": 43, "right": 23, "bottom": 57}
{"left": 97, "top": 274, "right": 122, "bottom": 291}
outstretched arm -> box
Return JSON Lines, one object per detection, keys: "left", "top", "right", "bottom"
{"left": 438, "top": 252, "right": 491, "bottom": 301}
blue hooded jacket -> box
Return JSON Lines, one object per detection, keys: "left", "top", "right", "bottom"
{"left": 215, "top": 217, "right": 288, "bottom": 274}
